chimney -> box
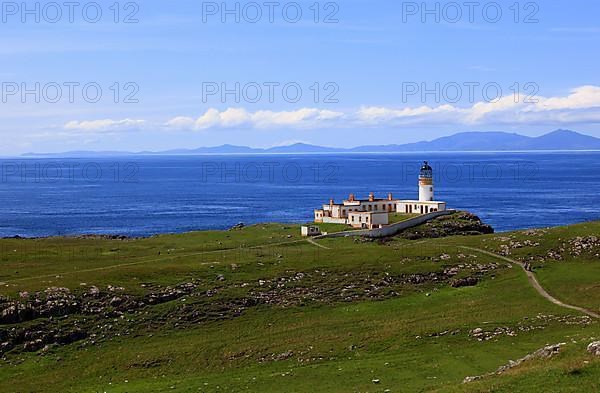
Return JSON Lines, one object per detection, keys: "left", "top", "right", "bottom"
{"left": 349, "top": 194, "right": 355, "bottom": 202}
{"left": 369, "top": 192, "right": 375, "bottom": 202}
{"left": 329, "top": 199, "right": 334, "bottom": 207}
{"left": 388, "top": 193, "right": 393, "bottom": 201}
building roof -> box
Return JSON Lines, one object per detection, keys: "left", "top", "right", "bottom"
{"left": 348, "top": 211, "right": 388, "bottom": 216}
{"left": 343, "top": 199, "right": 393, "bottom": 203}
{"left": 397, "top": 200, "right": 446, "bottom": 204}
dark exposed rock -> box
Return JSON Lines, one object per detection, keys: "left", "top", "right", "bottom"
{"left": 76, "top": 234, "right": 130, "bottom": 240}
{"left": 588, "top": 341, "right": 600, "bottom": 356}
{"left": 450, "top": 277, "right": 479, "bottom": 288}
{"left": 229, "top": 223, "right": 245, "bottom": 231}
{"left": 1, "top": 304, "right": 37, "bottom": 324}
{"left": 0, "top": 287, "right": 81, "bottom": 324}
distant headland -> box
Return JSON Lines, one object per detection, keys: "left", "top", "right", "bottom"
{"left": 21, "top": 129, "right": 600, "bottom": 157}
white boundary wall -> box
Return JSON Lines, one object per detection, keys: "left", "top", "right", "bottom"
{"left": 316, "top": 210, "right": 455, "bottom": 239}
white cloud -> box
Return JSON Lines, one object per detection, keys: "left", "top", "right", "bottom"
{"left": 533, "top": 86, "right": 600, "bottom": 111}
{"left": 64, "top": 119, "right": 146, "bottom": 132}
{"left": 67, "top": 86, "right": 600, "bottom": 135}
{"left": 164, "top": 108, "right": 344, "bottom": 130}
{"left": 164, "top": 116, "right": 195, "bottom": 129}
{"left": 357, "top": 105, "right": 460, "bottom": 123}
{"left": 357, "top": 86, "right": 600, "bottom": 127}
{"left": 251, "top": 108, "right": 344, "bottom": 128}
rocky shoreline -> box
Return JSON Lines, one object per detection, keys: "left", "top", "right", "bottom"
{"left": 0, "top": 222, "right": 248, "bottom": 240}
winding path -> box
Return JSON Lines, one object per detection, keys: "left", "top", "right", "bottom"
{"left": 461, "top": 246, "right": 600, "bottom": 319}
{"left": 305, "top": 238, "right": 330, "bottom": 249}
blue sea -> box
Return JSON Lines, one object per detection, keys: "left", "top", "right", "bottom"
{"left": 0, "top": 152, "right": 598, "bottom": 237}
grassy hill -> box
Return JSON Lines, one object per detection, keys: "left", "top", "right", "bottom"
{"left": 0, "top": 214, "right": 599, "bottom": 392}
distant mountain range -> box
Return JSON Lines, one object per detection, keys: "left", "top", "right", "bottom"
{"left": 22, "top": 130, "right": 600, "bottom": 157}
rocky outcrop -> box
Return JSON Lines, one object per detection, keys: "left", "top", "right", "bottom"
{"left": 467, "top": 315, "right": 591, "bottom": 342}
{"left": 568, "top": 236, "right": 600, "bottom": 257}
{"left": 0, "top": 282, "right": 206, "bottom": 326}
{"left": 463, "top": 343, "right": 565, "bottom": 383}
{"left": 513, "top": 234, "right": 600, "bottom": 262}
{"left": 0, "top": 287, "right": 79, "bottom": 324}
{"left": 450, "top": 277, "right": 479, "bottom": 288}
{"left": 588, "top": 341, "right": 600, "bottom": 356}
{"left": 229, "top": 222, "right": 245, "bottom": 231}
{"left": 0, "top": 262, "right": 506, "bottom": 356}
{"left": 76, "top": 234, "right": 130, "bottom": 240}
{"left": 399, "top": 212, "right": 494, "bottom": 240}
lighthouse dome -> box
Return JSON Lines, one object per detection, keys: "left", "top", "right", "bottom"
{"left": 420, "top": 161, "right": 433, "bottom": 178}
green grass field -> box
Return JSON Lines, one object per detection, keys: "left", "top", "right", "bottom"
{"left": 0, "top": 217, "right": 599, "bottom": 392}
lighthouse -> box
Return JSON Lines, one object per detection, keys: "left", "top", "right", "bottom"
{"left": 419, "top": 161, "right": 434, "bottom": 202}
{"left": 314, "top": 160, "right": 447, "bottom": 224}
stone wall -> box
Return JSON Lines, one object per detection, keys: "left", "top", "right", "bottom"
{"left": 316, "top": 210, "right": 456, "bottom": 239}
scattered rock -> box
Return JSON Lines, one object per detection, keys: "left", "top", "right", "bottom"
{"left": 468, "top": 314, "right": 592, "bottom": 343}
{"left": 88, "top": 286, "right": 100, "bottom": 297}
{"left": 450, "top": 277, "right": 479, "bottom": 288}
{"left": 229, "top": 223, "right": 245, "bottom": 231}
{"left": 463, "top": 343, "right": 565, "bottom": 383}
{"left": 587, "top": 341, "right": 600, "bottom": 356}
{"left": 567, "top": 236, "right": 600, "bottom": 257}
{"left": 275, "top": 350, "right": 294, "bottom": 361}
{"left": 462, "top": 376, "right": 482, "bottom": 383}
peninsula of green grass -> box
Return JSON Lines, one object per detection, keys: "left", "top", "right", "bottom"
{"left": 0, "top": 215, "right": 598, "bottom": 392}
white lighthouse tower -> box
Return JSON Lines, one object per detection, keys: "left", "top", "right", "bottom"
{"left": 418, "top": 161, "right": 434, "bottom": 202}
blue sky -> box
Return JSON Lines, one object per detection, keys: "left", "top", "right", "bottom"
{"left": 1, "top": 0, "right": 600, "bottom": 154}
